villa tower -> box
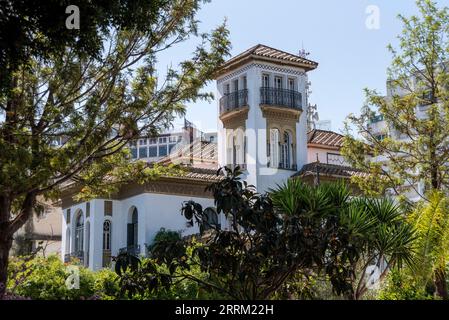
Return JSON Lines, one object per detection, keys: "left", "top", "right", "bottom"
{"left": 215, "top": 44, "right": 318, "bottom": 192}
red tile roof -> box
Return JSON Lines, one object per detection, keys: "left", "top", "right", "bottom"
{"left": 158, "top": 140, "right": 218, "bottom": 167}
{"left": 307, "top": 129, "right": 344, "bottom": 148}
{"left": 217, "top": 44, "right": 318, "bottom": 76}
{"left": 293, "top": 162, "right": 369, "bottom": 179}
{"left": 171, "top": 166, "right": 222, "bottom": 182}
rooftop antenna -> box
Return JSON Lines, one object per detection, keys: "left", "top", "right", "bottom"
{"left": 298, "top": 42, "right": 310, "bottom": 58}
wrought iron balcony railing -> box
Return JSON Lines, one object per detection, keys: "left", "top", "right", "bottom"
{"left": 277, "top": 163, "right": 298, "bottom": 171}
{"left": 119, "top": 245, "right": 141, "bottom": 256}
{"left": 267, "top": 161, "right": 297, "bottom": 171}
{"left": 260, "top": 87, "right": 302, "bottom": 110}
{"left": 219, "top": 89, "right": 248, "bottom": 115}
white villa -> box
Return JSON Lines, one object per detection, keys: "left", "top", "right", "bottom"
{"left": 59, "top": 45, "right": 360, "bottom": 270}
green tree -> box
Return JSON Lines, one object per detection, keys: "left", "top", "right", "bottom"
{"left": 408, "top": 191, "right": 449, "bottom": 299}
{"left": 0, "top": 1, "right": 173, "bottom": 94}
{"left": 0, "top": 0, "right": 231, "bottom": 298}
{"left": 342, "top": 0, "right": 449, "bottom": 299}
{"left": 342, "top": 0, "right": 449, "bottom": 198}
{"left": 7, "top": 255, "right": 96, "bottom": 300}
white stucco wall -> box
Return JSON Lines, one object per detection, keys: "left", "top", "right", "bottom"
{"left": 61, "top": 193, "right": 214, "bottom": 270}
{"left": 217, "top": 62, "right": 309, "bottom": 194}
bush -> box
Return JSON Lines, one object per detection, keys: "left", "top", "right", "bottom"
{"left": 93, "top": 269, "right": 121, "bottom": 300}
{"left": 378, "top": 270, "right": 434, "bottom": 300}
{"left": 125, "top": 259, "right": 227, "bottom": 300}
{"left": 7, "top": 255, "right": 96, "bottom": 300}
{"left": 147, "top": 228, "right": 182, "bottom": 254}
{"left": 118, "top": 239, "right": 228, "bottom": 300}
{"left": 7, "top": 253, "right": 220, "bottom": 300}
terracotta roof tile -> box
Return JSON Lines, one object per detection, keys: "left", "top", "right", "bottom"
{"left": 307, "top": 129, "right": 344, "bottom": 148}
{"left": 173, "top": 166, "right": 223, "bottom": 182}
{"left": 157, "top": 140, "right": 221, "bottom": 181}
{"left": 251, "top": 44, "right": 318, "bottom": 66}
{"left": 293, "top": 162, "right": 369, "bottom": 179}
{"left": 158, "top": 140, "right": 218, "bottom": 165}
{"left": 218, "top": 44, "right": 318, "bottom": 75}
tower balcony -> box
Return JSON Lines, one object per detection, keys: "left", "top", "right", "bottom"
{"left": 219, "top": 89, "right": 249, "bottom": 115}
{"left": 260, "top": 87, "right": 302, "bottom": 110}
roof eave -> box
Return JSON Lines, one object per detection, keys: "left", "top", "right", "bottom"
{"left": 307, "top": 143, "right": 341, "bottom": 150}
{"left": 215, "top": 55, "right": 318, "bottom": 79}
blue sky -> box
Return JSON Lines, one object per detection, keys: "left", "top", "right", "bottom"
{"left": 157, "top": 0, "right": 448, "bottom": 133}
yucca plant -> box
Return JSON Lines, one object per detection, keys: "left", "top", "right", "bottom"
{"left": 271, "top": 180, "right": 416, "bottom": 300}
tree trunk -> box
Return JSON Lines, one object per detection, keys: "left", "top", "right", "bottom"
{"left": 434, "top": 267, "right": 448, "bottom": 300}
{"left": 0, "top": 232, "right": 13, "bottom": 299}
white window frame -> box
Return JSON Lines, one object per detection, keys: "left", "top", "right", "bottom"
{"left": 274, "top": 76, "right": 283, "bottom": 89}
{"left": 159, "top": 137, "right": 167, "bottom": 144}
{"left": 269, "top": 128, "right": 280, "bottom": 168}
{"left": 262, "top": 74, "right": 270, "bottom": 88}
{"left": 288, "top": 78, "right": 296, "bottom": 91}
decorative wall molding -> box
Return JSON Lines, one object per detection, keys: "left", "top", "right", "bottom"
{"left": 217, "top": 64, "right": 254, "bottom": 84}
{"left": 217, "top": 62, "right": 306, "bottom": 84}
{"left": 220, "top": 107, "right": 248, "bottom": 129}
{"left": 260, "top": 105, "right": 302, "bottom": 122}
{"left": 254, "top": 63, "right": 306, "bottom": 77}
{"left": 60, "top": 178, "right": 214, "bottom": 208}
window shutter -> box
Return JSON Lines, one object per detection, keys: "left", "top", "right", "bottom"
{"left": 270, "top": 129, "right": 279, "bottom": 168}
{"left": 127, "top": 224, "right": 134, "bottom": 246}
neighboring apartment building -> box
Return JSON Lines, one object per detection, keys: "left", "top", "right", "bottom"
{"left": 12, "top": 203, "right": 62, "bottom": 257}
{"left": 367, "top": 76, "right": 435, "bottom": 202}
{"left": 129, "top": 123, "right": 217, "bottom": 163}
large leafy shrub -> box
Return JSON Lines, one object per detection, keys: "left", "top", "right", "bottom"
{"left": 7, "top": 255, "right": 95, "bottom": 300}
{"left": 116, "top": 167, "right": 415, "bottom": 300}
{"left": 147, "top": 228, "right": 182, "bottom": 255}
{"left": 93, "top": 269, "right": 121, "bottom": 300}
{"left": 378, "top": 270, "right": 433, "bottom": 300}
{"left": 117, "top": 239, "right": 227, "bottom": 300}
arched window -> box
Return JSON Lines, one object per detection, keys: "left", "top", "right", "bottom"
{"left": 226, "top": 132, "right": 234, "bottom": 166}
{"left": 281, "top": 131, "right": 292, "bottom": 169}
{"left": 74, "top": 212, "right": 84, "bottom": 255}
{"left": 102, "top": 220, "right": 112, "bottom": 268}
{"left": 127, "top": 207, "right": 138, "bottom": 253}
{"left": 269, "top": 128, "right": 280, "bottom": 168}
{"left": 235, "top": 128, "right": 245, "bottom": 166}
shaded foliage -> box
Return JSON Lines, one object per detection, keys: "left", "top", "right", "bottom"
{"left": 116, "top": 167, "right": 415, "bottom": 300}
